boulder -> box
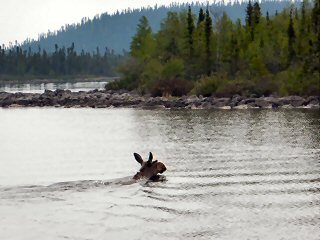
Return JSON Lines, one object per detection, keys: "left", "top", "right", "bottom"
{"left": 279, "top": 96, "right": 305, "bottom": 107}
{"left": 255, "top": 98, "right": 272, "bottom": 108}
{"left": 211, "top": 98, "right": 230, "bottom": 108}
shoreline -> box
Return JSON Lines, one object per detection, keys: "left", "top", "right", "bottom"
{"left": 0, "top": 89, "right": 319, "bottom": 109}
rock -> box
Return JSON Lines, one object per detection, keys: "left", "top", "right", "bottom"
{"left": 233, "top": 104, "right": 249, "bottom": 109}
{"left": 230, "top": 95, "right": 243, "bottom": 108}
{"left": 0, "top": 91, "right": 318, "bottom": 110}
{"left": 240, "top": 98, "right": 256, "bottom": 105}
{"left": 255, "top": 98, "right": 272, "bottom": 108}
{"left": 201, "top": 102, "right": 212, "bottom": 109}
{"left": 211, "top": 98, "right": 230, "bottom": 108}
{"left": 54, "top": 89, "right": 65, "bottom": 96}
{"left": 279, "top": 96, "right": 305, "bottom": 107}
{"left": 305, "top": 96, "right": 320, "bottom": 106}
{"left": 219, "top": 106, "right": 232, "bottom": 110}
{"left": 43, "top": 89, "right": 55, "bottom": 97}
{"left": 281, "top": 104, "right": 294, "bottom": 109}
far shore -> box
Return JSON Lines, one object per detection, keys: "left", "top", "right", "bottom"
{"left": 0, "top": 89, "right": 319, "bottom": 110}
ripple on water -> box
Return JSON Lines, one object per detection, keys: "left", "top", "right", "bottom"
{"left": 0, "top": 108, "right": 319, "bottom": 240}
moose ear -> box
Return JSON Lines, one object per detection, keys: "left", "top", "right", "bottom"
{"left": 148, "top": 152, "right": 153, "bottom": 162}
{"left": 133, "top": 153, "right": 143, "bottom": 165}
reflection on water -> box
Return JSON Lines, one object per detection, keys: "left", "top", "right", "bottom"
{"left": 0, "top": 108, "right": 319, "bottom": 240}
{"left": 0, "top": 81, "right": 108, "bottom": 93}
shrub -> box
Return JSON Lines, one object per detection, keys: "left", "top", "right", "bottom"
{"left": 105, "top": 77, "right": 139, "bottom": 91}
{"left": 162, "top": 58, "right": 185, "bottom": 80}
{"left": 191, "top": 76, "right": 221, "bottom": 97}
{"left": 151, "top": 79, "right": 193, "bottom": 97}
{"left": 215, "top": 79, "right": 255, "bottom": 97}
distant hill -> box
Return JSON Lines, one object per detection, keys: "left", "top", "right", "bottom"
{"left": 20, "top": 0, "right": 301, "bottom": 54}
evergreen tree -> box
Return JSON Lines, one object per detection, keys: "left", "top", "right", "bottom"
{"left": 253, "top": 2, "right": 261, "bottom": 25}
{"left": 187, "top": 6, "right": 195, "bottom": 58}
{"left": 312, "top": 0, "right": 320, "bottom": 49}
{"left": 197, "top": 8, "right": 205, "bottom": 26}
{"left": 130, "top": 16, "right": 154, "bottom": 61}
{"left": 266, "top": 11, "right": 270, "bottom": 24}
{"left": 246, "top": 0, "right": 254, "bottom": 41}
{"left": 288, "top": 9, "right": 296, "bottom": 63}
{"left": 205, "top": 8, "right": 213, "bottom": 75}
{"left": 246, "top": 0, "right": 253, "bottom": 27}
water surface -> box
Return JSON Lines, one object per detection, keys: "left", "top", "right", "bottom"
{"left": 0, "top": 108, "right": 319, "bottom": 240}
{"left": 0, "top": 81, "right": 108, "bottom": 93}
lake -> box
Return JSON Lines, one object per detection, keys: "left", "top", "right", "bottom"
{"left": 0, "top": 81, "right": 108, "bottom": 93}
{"left": 0, "top": 108, "right": 319, "bottom": 240}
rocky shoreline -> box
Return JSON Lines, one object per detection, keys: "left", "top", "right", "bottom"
{"left": 0, "top": 89, "right": 319, "bottom": 109}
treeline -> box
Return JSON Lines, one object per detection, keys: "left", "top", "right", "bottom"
{"left": 0, "top": 43, "right": 123, "bottom": 78}
{"left": 19, "top": 1, "right": 300, "bottom": 54}
{"left": 107, "top": 0, "right": 320, "bottom": 97}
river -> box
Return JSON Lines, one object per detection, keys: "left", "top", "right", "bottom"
{"left": 0, "top": 108, "right": 319, "bottom": 240}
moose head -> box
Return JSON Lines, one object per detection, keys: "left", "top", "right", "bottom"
{"left": 132, "top": 152, "right": 167, "bottom": 180}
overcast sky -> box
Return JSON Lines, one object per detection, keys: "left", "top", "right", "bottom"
{"left": 0, "top": 0, "right": 213, "bottom": 46}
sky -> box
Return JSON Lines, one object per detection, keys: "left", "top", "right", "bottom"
{"left": 0, "top": 0, "right": 213, "bottom": 46}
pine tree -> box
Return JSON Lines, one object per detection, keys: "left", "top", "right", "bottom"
{"left": 253, "top": 2, "right": 261, "bottom": 25}
{"left": 187, "top": 6, "right": 195, "bottom": 58}
{"left": 197, "top": 8, "right": 205, "bottom": 26}
{"left": 246, "top": 0, "right": 253, "bottom": 27}
{"left": 311, "top": 0, "right": 320, "bottom": 71}
{"left": 300, "top": 0, "right": 307, "bottom": 35}
{"left": 266, "top": 11, "right": 270, "bottom": 24}
{"left": 288, "top": 9, "right": 296, "bottom": 63}
{"left": 312, "top": 0, "right": 320, "bottom": 43}
{"left": 205, "top": 8, "right": 213, "bottom": 75}
{"left": 246, "top": 0, "right": 254, "bottom": 41}
{"left": 130, "top": 16, "right": 154, "bottom": 61}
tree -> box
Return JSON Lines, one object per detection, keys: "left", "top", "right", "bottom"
{"left": 253, "top": 2, "right": 261, "bottom": 25}
{"left": 266, "top": 11, "right": 270, "bottom": 24}
{"left": 197, "top": 8, "right": 205, "bottom": 26}
{"left": 246, "top": 0, "right": 253, "bottom": 27}
{"left": 205, "top": 8, "right": 213, "bottom": 75}
{"left": 312, "top": 0, "right": 320, "bottom": 53}
{"left": 186, "top": 6, "right": 195, "bottom": 58}
{"left": 288, "top": 9, "right": 296, "bottom": 63}
{"left": 246, "top": 0, "right": 254, "bottom": 40}
{"left": 130, "top": 16, "right": 154, "bottom": 61}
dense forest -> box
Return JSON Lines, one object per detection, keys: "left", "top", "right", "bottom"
{"left": 107, "top": 0, "right": 320, "bottom": 97}
{"left": 16, "top": 0, "right": 301, "bottom": 54}
{"left": 0, "top": 44, "right": 123, "bottom": 79}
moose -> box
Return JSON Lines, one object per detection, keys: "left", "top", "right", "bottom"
{"left": 132, "top": 152, "right": 167, "bottom": 181}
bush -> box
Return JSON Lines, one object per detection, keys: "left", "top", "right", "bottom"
{"left": 139, "top": 59, "right": 164, "bottom": 94}
{"left": 251, "top": 75, "right": 278, "bottom": 97}
{"left": 215, "top": 79, "right": 255, "bottom": 97}
{"left": 105, "top": 77, "right": 139, "bottom": 91}
{"left": 191, "top": 76, "right": 221, "bottom": 97}
{"left": 151, "top": 79, "right": 193, "bottom": 97}
{"left": 162, "top": 58, "right": 185, "bottom": 80}
{"left": 106, "top": 57, "right": 143, "bottom": 91}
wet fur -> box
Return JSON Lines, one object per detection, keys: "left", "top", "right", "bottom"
{"left": 132, "top": 152, "right": 167, "bottom": 181}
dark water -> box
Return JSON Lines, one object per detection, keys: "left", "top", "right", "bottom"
{"left": 0, "top": 108, "right": 319, "bottom": 240}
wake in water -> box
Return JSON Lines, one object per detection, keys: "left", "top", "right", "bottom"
{"left": 0, "top": 175, "right": 167, "bottom": 201}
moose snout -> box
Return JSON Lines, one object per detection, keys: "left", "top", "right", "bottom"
{"left": 157, "top": 163, "right": 167, "bottom": 174}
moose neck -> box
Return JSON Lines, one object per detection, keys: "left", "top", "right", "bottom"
{"left": 133, "top": 172, "right": 142, "bottom": 180}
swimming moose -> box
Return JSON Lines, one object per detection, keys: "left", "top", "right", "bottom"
{"left": 133, "top": 152, "right": 167, "bottom": 181}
